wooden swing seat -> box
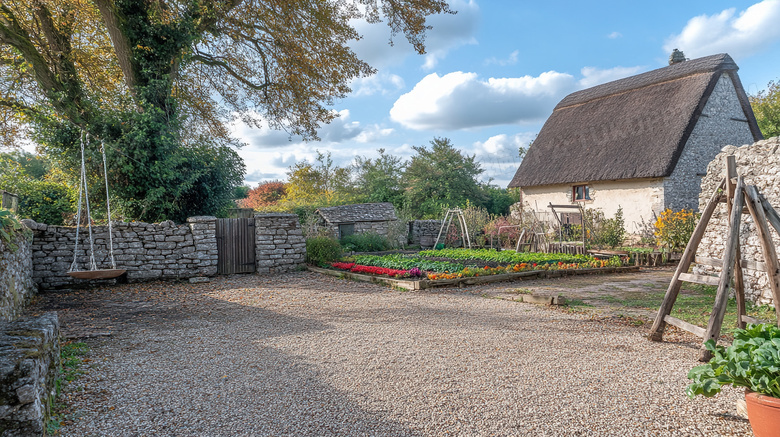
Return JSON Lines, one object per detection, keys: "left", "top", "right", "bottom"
{"left": 68, "top": 269, "right": 126, "bottom": 280}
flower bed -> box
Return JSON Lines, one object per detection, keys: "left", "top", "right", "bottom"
{"left": 329, "top": 251, "right": 623, "bottom": 283}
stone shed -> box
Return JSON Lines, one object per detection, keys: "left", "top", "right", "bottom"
{"left": 695, "top": 136, "right": 780, "bottom": 307}
{"left": 316, "top": 203, "right": 398, "bottom": 240}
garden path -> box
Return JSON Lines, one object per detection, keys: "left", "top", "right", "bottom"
{"left": 30, "top": 271, "right": 750, "bottom": 436}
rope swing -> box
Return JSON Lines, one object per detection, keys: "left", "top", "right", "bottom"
{"left": 68, "top": 132, "right": 126, "bottom": 280}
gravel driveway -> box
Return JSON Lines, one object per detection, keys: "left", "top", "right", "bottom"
{"left": 33, "top": 271, "right": 751, "bottom": 436}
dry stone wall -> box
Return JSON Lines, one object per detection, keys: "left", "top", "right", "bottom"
{"left": 24, "top": 214, "right": 305, "bottom": 289}
{"left": 0, "top": 312, "right": 59, "bottom": 437}
{"left": 695, "top": 136, "right": 780, "bottom": 306}
{"left": 254, "top": 214, "right": 305, "bottom": 274}
{"left": 0, "top": 232, "right": 35, "bottom": 321}
{"left": 410, "top": 220, "right": 442, "bottom": 248}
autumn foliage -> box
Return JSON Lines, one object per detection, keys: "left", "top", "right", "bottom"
{"left": 240, "top": 181, "right": 287, "bottom": 209}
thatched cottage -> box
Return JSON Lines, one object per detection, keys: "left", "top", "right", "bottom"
{"left": 508, "top": 53, "right": 762, "bottom": 233}
{"left": 315, "top": 202, "right": 399, "bottom": 240}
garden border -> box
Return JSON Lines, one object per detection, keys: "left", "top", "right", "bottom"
{"left": 308, "top": 265, "right": 641, "bottom": 291}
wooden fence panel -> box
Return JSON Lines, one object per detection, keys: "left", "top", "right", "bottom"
{"left": 216, "top": 218, "right": 256, "bottom": 274}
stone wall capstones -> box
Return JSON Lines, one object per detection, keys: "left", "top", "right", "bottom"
{"left": 695, "top": 136, "right": 780, "bottom": 307}
{"left": 0, "top": 312, "right": 60, "bottom": 436}
{"left": 0, "top": 229, "right": 35, "bottom": 321}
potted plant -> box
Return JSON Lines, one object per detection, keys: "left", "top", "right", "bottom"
{"left": 687, "top": 323, "right": 780, "bottom": 437}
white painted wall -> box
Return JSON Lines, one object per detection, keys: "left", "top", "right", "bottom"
{"left": 521, "top": 177, "right": 665, "bottom": 235}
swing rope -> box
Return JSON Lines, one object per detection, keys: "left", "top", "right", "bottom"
{"left": 101, "top": 142, "right": 117, "bottom": 269}
{"left": 69, "top": 132, "right": 101, "bottom": 272}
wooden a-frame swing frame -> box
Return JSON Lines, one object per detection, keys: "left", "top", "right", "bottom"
{"left": 649, "top": 156, "right": 780, "bottom": 361}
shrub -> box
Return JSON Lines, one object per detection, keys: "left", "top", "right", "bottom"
{"left": 305, "top": 236, "right": 342, "bottom": 265}
{"left": 483, "top": 216, "right": 521, "bottom": 248}
{"left": 340, "top": 232, "right": 391, "bottom": 252}
{"left": 16, "top": 180, "right": 75, "bottom": 225}
{"left": 583, "top": 207, "right": 626, "bottom": 249}
{"left": 654, "top": 208, "right": 697, "bottom": 251}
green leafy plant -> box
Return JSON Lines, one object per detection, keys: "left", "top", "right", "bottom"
{"left": 687, "top": 324, "right": 780, "bottom": 399}
{"left": 418, "top": 248, "right": 593, "bottom": 265}
{"left": 0, "top": 208, "right": 31, "bottom": 250}
{"left": 305, "top": 236, "right": 343, "bottom": 265}
{"left": 353, "top": 254, "right": 466, "bottom": 272}
{"left": 340, "top": 232, "right": 391, "bottom": 252}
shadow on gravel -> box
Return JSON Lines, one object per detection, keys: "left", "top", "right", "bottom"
{"left": 28, "top": 278, "right": 418, "bottom": 436}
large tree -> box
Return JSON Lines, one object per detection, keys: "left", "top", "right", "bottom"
{"left": 352, "top": 148, "right": 406, "bottom": 208}
{"left": 403, "top": 137, "right": 486, "bottom": 218}
{"left": 0, "top": 0, "right": 451, "bottom": 221}
{"left": 751, "top": 80, "right": 780, "bottom": 139}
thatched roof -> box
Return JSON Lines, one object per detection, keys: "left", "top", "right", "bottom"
{"left": 316, "top": 202, "right": 397, "bottom": 224}
{"left": 508, "top": 53, "right": 762, "bottom": 188}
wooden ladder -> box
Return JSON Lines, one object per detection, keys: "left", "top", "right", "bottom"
{"left": 649, "top": 156, "right": 780, "bottom": 361}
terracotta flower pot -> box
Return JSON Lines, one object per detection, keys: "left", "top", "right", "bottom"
{"left": 745, "top": 390, "right": 780, "bottom": 437}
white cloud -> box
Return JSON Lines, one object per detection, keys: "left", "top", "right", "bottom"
{"left": 664, "top": 1, "right": 780, "bottom": 59}
{"left": 485, "top": 50, "right": 520, "bottom": 66}
{"left": 232, "top": 110, "right": 362, "bottom": 148}
{"left": 390, "top": 71, "right": 576, "bottom": 130}
{"left": 355, "top": 124, "right": 394, "bottom": 143}
{"left": 578, "top": 66, "right": 645, "bottom": 88}
{"left": 471, "top": 133, "right": 537, "bottom": 187}
{"left": 351, "top": 73, "right": 405, "bottom": 97}
{"left": 607, "top": 31, "right": 622, "bottom": 39}
{"left": 349, "top": 0, "right": 480, "bottom": 70}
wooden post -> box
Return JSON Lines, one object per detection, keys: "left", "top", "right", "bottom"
{"left": 701, "top": 177, "right": 744, "bottom": 361}
{"left": 725, "top": 156, "right": 747, "bottom": 328}
{"left": 649, "top": 179, "right": 726, "bottom": 341}
{"left": 745, "top": 186, "right": 780, "bottom": 326}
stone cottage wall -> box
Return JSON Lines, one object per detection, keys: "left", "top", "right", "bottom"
{"left": 664, "top": 73, "right": 757, "bottom": 212}
{"left": 24, "top": 214, "right": 306, "bottom": 289}
{"left": 0, "top": 231, "right": 35, "bottom": 321}
{"left": 254, "top": 214, "right": 305, "bottom": 274}
{"left": 695, "top": 136, "right": 780, "bottom": 306}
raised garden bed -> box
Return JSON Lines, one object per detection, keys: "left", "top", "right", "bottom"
{"left": 309, "top": 265, "right": 641, "bottom": 291}
{"left": 310, "top": 248, "right": 637, "bottom": 291}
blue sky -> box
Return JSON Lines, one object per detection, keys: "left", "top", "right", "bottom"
{"left": 232, "top": 0, "right": 780, "bottom": 189}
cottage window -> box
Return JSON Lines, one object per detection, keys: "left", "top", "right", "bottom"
{"left": 572, "top": 185, "right": 590, "bottom": 201}
{"left": 339, "top": 223, "right": 355, "bottom": 238}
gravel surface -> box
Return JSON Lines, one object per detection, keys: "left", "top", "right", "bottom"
{"left": 33, "top": 271, "right": 752, "bottom": 436}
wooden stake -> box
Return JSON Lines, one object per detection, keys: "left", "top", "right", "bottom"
{"left": 701, "top": 177, "right": 744, "bottom": 361}
{"left": 745, "top": 185, "right": 780, "bottom": 326}
{"left": 726, "top": 156, "right": 747, "bottom": 328}
{"left": 649, "top": 179, "right": 726, "bottom": 341}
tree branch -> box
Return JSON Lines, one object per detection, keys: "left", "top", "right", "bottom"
{"left": 191, "top": 51, "right": 271, "bottom": 91}
{"left": 91, "top": 0, "right": 138, "bottom": 95}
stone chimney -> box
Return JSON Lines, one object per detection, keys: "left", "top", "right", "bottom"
{"left": 669, "top": 49, "right": 686, "bottom": 65}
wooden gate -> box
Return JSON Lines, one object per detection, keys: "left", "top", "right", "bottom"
{"left": 216, "top": 218, "right": 256, "bottom": 274}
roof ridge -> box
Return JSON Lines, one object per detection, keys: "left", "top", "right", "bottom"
{"left": 557, "top": 53, "right": 736, "bottom": 109}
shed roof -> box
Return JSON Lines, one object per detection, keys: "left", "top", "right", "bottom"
{"left": 316, "top": 202, "right": 398, "bottom": 224}
{"left": 508, "top": 53, "right": 762, "bottom": 188}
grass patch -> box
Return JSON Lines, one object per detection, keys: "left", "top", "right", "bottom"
{"left": 47, "top": 341, "right": 90, "bottom": 435}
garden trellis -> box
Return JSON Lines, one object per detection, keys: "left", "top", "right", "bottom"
{"left": 68, "top": 133, "right": 126, "bottom": 280}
